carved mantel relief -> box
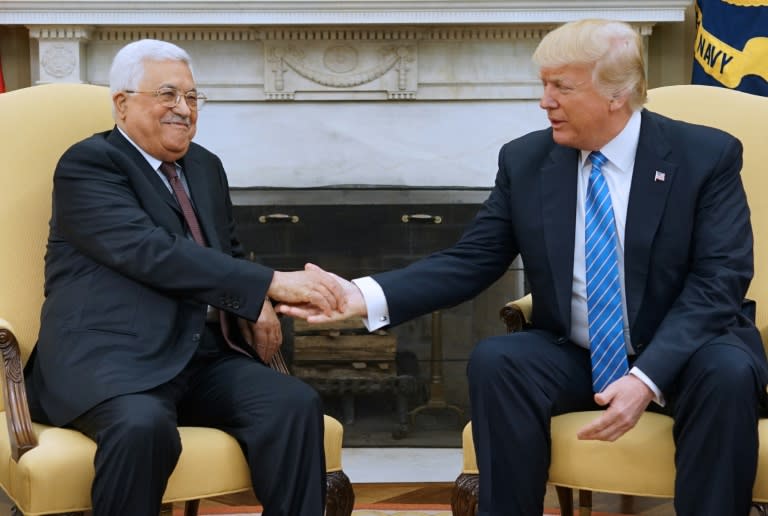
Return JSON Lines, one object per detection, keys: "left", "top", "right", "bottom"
{"left": 265, "top": 42, "right": 416, "bottom": 100}
{"left": 29, "top": 27, "right": 92, "bottom": 84}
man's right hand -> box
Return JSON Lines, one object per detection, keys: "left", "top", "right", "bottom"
{"left": 276, "top": 263, "right": 367, "bottom": 323}
{"left": 267, "top": 262, "right": 347, "bottom": 316}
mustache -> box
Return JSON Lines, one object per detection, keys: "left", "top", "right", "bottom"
{"left": 162, "top": 115, "right": 191, "bottom": 127}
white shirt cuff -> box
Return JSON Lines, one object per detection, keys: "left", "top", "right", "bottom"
{"left": 630, "top": 366, "right": 665, "bottom": 407}
{"left": 351, "top": 276, "right": 391, "bottom": 331}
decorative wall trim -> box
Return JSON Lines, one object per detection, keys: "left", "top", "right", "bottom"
{"left": 91, "top": 28, "right": 260, "bottom": 42}
{"left": 28, "top": 26, "right": 92, "bottom": 40}
{"left": 261, "top": 28, "right": 422, "bottom": 41}
{"left": 2, "top": 1, "right": 691, "bottom": 26}
{"left": 52, "top": 24, "right": 657, "bottom": 44}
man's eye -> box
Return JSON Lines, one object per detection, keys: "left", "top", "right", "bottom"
{"left": 158, "top": 90, "right": 178, "bottom": 102}
{"left": 184, "top": 94, "right": 198, "bottom": 104}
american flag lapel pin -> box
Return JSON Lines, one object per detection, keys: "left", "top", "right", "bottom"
{"left": 654, "top": 170, "right": 666, "bottom": 182}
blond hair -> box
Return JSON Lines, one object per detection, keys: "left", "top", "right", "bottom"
{"left": 532, "top": 19, "right": 647, "bottom": 110}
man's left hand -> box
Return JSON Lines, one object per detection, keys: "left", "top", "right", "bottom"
{"left": 576, "top": 374, "right": 654, "bottom": 442}
{"left": 238, "top": 299, "right": 282, "bottom": 363}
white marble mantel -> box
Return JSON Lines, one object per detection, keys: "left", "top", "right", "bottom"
{"left": 1, "top": 0, "right": 691, "bottom": 189}
{"left": 1, "top": 1, "right": 691, "bottom": 25}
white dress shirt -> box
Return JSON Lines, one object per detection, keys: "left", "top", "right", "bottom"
{"left": 355, "top": 110, "right": 663, "bottom": 403}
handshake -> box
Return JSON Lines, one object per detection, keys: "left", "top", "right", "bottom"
{"left": 267, "top": 263, "right": 367, "bottom": 324}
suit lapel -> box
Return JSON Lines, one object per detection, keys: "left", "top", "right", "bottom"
{"left": 179, "top": 154, "right": 223, "bottom": 252}
{"left": 540, "top": 145, "right": 579, "bottom": 332}
{"left": 107, "top": 129, "right": 182, "bottom": 215}
{"left": 624, "top": 110, "right": 677, "bottom": 325}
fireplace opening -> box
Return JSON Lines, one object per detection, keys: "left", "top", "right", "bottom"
{"left": 233, "top": 188, "right": 524, "bottom": 447}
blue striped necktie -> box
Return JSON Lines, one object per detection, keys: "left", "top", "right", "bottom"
{"left": 585, "top": 151, "right": 629, "bottom": 392}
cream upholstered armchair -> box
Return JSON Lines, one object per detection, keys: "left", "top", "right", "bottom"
{"left": 451, "top": 85, "right": 768, "bottom": 516}
{"left": 0, "top": 83, "right": 354, "bottom": 516}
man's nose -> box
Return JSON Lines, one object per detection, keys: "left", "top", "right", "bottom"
{"left": 173, "top": 96, "right": 193, "bottom": 115}
{"left": 539, "top": 88, "right": 557, "bottom": 109}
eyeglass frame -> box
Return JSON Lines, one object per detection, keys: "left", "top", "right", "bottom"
{"left": 123, "top": 87, "right": 208, "bottom": 110}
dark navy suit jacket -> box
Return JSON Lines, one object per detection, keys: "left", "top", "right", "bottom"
{"left": 373, "top": 109, "right": 768, "bottom": 398}
{"left": 27, "top": 128, "right": 273, "bottom": 426}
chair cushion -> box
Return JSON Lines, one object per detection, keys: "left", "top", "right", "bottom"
{"left": 0, "top": 413, "right": 344, "bottom": 515}
{"left": 461, "top": 413, "right": 768, "bottom": 501}
{"left": 548, "top": 411, "right": 675, "bottom": 497}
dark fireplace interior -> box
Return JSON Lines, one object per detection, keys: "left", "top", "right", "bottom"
{"left": 232, "top": 188, "right": 524, "bottom": 447}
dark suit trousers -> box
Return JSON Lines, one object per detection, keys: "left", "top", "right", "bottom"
{"left": 38, "top": 324, "right": 326, "bottom": 516}
{"left": 467, "top": 330, "right": 762, "bottom": 516}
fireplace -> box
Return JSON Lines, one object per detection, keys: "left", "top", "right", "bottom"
{"left": 232, "top": 187, "right": 524, "bottom": 446}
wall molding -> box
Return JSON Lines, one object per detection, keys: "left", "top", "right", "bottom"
{"left": 2, "top": 1, "right": 690, "bottom": 26}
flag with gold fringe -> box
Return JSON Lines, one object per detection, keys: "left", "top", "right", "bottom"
{"left": 692, "top": 0, "right": 768, "bottom": 96}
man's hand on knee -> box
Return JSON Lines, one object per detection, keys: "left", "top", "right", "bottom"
{"left": 576, "top": 375, "right": 654, "bottom": 442}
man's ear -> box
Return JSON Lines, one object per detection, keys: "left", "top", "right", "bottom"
{"left": 113, "top": 92, "right": 128, "bottom": 119}
{"left": 608, "top": 93, "right": 630, "bottom": 112}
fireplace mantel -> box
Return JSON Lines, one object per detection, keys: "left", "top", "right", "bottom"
{"left": 1, "top": 1, "right": 690, "bottom": 26}
{"left": 0, "top": 0, "right": 692, "bottom": 187}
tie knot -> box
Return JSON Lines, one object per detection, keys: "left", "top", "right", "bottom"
{"left": 159, "top": 161, "right": 178, "bottom": 180}
{"left": 588, "top": 151, "right": 607, "bottom": 172}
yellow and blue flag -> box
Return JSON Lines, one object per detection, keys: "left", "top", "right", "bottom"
{"left": 692, "top": 0, "right": 768, "bottom": 96}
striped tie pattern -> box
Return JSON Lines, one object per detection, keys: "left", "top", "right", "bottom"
{"left": 585, "top": 151, "right": 629, "bottom": 392}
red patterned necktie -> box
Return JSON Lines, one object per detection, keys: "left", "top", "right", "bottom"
{"left": 159, "top": 161, "right": 207, "bottom": 246}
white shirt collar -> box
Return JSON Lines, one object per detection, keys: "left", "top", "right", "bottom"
{"left": 578, "top": 109, "right": 642, "bottom": 173}
{"left": 117, "top": 126, "right": 165, "bottom": 172}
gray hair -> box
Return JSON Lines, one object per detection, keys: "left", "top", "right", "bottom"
{"left": 109, "top": 39, "right": 195, "bottom": 94}
{"left": 532, "top": 19, "right": 647, "bottom": 110}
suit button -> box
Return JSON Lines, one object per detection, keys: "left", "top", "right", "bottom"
{"left": 192, "top": 333, "right": 201, "bottom": 342}
{"left": 232, "top": 301, "right": 241, "bottom": 309}
{"left": 556, "top": 337, "right": 568, "bottom": 344}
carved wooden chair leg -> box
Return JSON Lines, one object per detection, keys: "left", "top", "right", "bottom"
{"left": 578, "top": 489, "right": 592, "bottom": 516}
{"left": 555, "top": 485, "right": 573, "bottom": 516}
{"left": 326, "top": 470, "right": 355, "bottom": 516}
{"left": 450, "top": 472, "right": 479, "bottom": 516}
{"left": 184, "top": 499, "right": 200, "bottom": 516}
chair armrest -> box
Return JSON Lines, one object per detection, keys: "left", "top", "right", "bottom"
{"left": 0, "top": 320, "right": 38, "bottom": 461}
{"left": 499, "top": 293, "right": 532, "bottom": 333}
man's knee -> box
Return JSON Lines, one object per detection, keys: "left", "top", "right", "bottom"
{"left": 469, "top": 336, "right": 506, "bottom": 378}
{"left": 681, "top": 344, "right": 761, "bottom": 407}
{"left": 103, "top": 407, "right": 182, "bottom": 460}
{"left": 275, "top": 377, "right": 323, "bottom": 418}
{"left": 468, "top": 333, "right": 538, "bottom": 385}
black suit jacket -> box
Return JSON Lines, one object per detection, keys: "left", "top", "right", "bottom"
{"left": 27, "top": 128, "right": 273, "bottom": 426}
{"left": 373, "top": 109, "right": 768, "bottom": 397}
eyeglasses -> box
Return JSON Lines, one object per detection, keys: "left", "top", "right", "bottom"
{"left": 124, "top": 88, "right": 207, "bottom": 110}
